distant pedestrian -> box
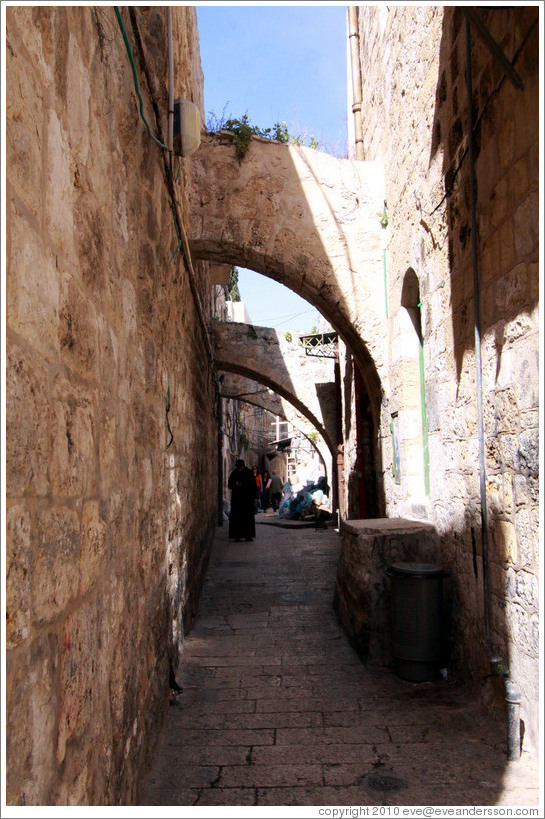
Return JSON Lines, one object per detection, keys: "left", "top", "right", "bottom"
{"left": 228, "top": 459, "right": 258, "bottom": 542}
{"left": 261, "top": 470, "right": 272, "bottom": 511}
{"left": 252, "top": 465, "right": 263, "bottom": 513}
{"left": 269, "top": 471, "right": 284, "bottom": 511}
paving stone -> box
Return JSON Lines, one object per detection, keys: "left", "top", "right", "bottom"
{"left": 161, "top": 728, "right": 274, "bottom": 747}
{"left": 255, "top": 696, "right": 351, "bottom": 714}
{"left": 275, "top": 726, "right": 390, "bottom": 745}
{"left": 145, "top": 787, "right": 200, "bottom": 806}
{"left": 169, "top": 696, "right": 255, "bottom": 715}
{"left": 194, "top": 787, "right": 257, "bottom": 806}
{"left": 253, "top": 744, "right": 377, "bottom": 766}
{"left": 164, "top": 711, "right": 228, "bottom": 730}
{"left": 145, "top": 764, "right": 220, "bottom": 789}
{"left": 223, "top": 711, "right": 323, "bottom": 730}
{"left": 219, "top": 763, "right": 323, "bottom": 788}
{"left": 181, "top": 686, "right": 251, "bottom": 702}
{"left": 256, "top": 785, "right": 377, "bottom": 806}
{"left": 195, "top": 654, "right": 279, "bottom": 666}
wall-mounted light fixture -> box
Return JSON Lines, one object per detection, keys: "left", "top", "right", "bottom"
{"left": 173, "top": 98, "right": 202, "bottom": 157}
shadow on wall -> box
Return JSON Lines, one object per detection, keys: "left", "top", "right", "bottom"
{"left": 430, "top": 6, "right": 539, "bottom": 382}
{"left": 428, "top": 5, "right": 540, "bottom": 757}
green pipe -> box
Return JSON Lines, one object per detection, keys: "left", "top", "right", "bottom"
{"left": 417, "top": 304, "right": 430, "bottom": 496}
{"left": 383, "top": 248, "right": 388, "bottom": 317}
{"left": 169, "top": 206, "right": 182, "bottom": 265}
{"left": 114, "top": 6, "right": 169, "bottom": 151}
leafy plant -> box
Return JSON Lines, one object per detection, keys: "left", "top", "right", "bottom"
{"left": 378, "top": 201, "right": 389, "bottom": 229}
{"left": 206, "top": 106, "right": 325, "bottom": 161}
{"left": 208, "top": 111, "right": 289, "bottom": 161}
{"left": 228, "top": 266, "right": 241, "bottom": 301}
{"left": 246, "top": 326, "right": 258, "bottom": 339}
{"left": 285, "top": 331, "right": 292, "bottom": 342}
{"left": 238, "top": 430, "right": 250, "bottom": 450}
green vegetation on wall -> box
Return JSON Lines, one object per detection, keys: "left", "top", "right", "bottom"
{"left": 228, "top": 266, "right": 241, "bottom": 301}
{"left": 206, "top": 108, "right": 323, "bottom": 161}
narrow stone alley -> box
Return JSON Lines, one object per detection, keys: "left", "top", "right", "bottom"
{"left": 141, "top": 521, "right": 539, "bottom": 808}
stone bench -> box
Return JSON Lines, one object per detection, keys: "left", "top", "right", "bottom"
{"left": 333, "top": 518, "right": 442, "bottom": 667}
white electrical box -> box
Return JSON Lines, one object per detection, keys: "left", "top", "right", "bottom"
{"left": 173, "top": 98, "right": 202, "bottom": 157}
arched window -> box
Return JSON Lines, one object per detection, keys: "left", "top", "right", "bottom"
{"left": 398, "top": 268, "right": 430, "bottom": 496}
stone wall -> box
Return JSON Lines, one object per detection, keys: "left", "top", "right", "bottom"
{"left": 6, "top": 6, "right": 217, "bottom": 804}
{"left": 353, "top": 6, "right": 539, "bottom": 753}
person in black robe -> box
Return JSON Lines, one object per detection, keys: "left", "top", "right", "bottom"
{"left": 227, "top": 459, "right": 258, "bottom": 541}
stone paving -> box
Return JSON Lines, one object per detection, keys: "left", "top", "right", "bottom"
{"left": 141, "top": 520, "right": 540, "bottom": 809}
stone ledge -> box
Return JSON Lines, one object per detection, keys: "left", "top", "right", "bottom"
{"left": 341, "top": 517, "right": 436, "bottom": 536}
{"left": 334, "top": 517, "right": 443, "bottom": 668}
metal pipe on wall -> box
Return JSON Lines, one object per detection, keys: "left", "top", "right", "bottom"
{"left": 348, "top": 7, "right": 364, "bottom": 160}
{"left": 217, "top": 378, "right": 224, "bottom": 527}
{"left": 167, "top": 6, "right": 174, "bottom": 154}
{"left": 465, "top": 15, "right": 491, "bottom": 654}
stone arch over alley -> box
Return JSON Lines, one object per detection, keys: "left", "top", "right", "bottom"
{"left": 211, "top": 321, "right": 337, "bottom": 455}
{"left": 219, "top": 371, "right": 332, "bottom": 482}
{"left": 189, "top": 133, "right": 388, "bottom": 418}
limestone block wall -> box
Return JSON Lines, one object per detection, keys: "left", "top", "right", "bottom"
{"left": 354, "top": 6, "right": 539, "bottom": 753}
{"left": 6, "top": 6, "right": 216, "bottom": 805}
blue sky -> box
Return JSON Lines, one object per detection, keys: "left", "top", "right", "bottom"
{"left": 196, "top": 3, "right": 348, "bottom": 332}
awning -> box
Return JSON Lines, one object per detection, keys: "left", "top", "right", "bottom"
{"left": 266, "top": 436, "right": 292, "bottom": 460}
{"left": 268, "top": 437, "right": 292, "bottom": 451}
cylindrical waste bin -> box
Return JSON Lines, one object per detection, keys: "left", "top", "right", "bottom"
{"left": 389, "top": 562, "right": 443, "bottom": 682}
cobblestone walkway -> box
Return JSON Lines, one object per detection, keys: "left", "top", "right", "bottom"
{"left": 141, "top": 521, "right": 540, "bottom": 808}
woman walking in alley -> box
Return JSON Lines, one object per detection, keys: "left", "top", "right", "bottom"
{"left": 261, "top": 470, "right": 272, "bottom": 511}
{"left": 228, "top": 459, "right": 258, "bottom": 541}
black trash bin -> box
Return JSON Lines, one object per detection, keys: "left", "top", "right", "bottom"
{"left": 389, "top": 562, "right": 443, "bottom": 682}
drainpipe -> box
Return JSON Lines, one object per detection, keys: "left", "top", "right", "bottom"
{"left": 348, "top": 7, "right": 364, "bottom": 160}
{"left": 505, "top": 679, "right": 522, "bottom": 761}
{"left": 466, "top": 18, "right": 520, "bottom": 759}
{"left": 167, "top": 7, "right": 174, "bottom": 154}
{"left": 417, "top": 306, "right": 430, "bottom": 496}
{"left": 334, "top": 355, "right": 344, "bottom": 521}
{"left": 217, "top": 376, "right": 224, "bottom": 527}
{"left": 465, "top": 14, "right": 491, "bottom": 656}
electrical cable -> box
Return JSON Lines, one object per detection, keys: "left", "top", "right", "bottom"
{"left": 118, "top": 7, "right": 214, "bottom": 367}
{"left": 174, "top": 157, "right": 182, "bottom": 183}
{"left": 115, "top": 6, "right": 218, "bottom": 445}
{"left": 113, "top": 7, "right": 169, "bottom": 151}
{"left": 165, "top": 381, "right": 174, "bottom": 448}
{"left": 169, "top": 206, "right": 182, "bottom": 266}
